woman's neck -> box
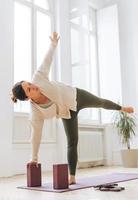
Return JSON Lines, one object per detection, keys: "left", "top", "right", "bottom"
{"left": 32, "top": 93, "right": 49, "bottom": 104}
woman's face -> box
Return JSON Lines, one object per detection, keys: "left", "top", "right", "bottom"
{"left": 21, "top": 81, "right": 40, "bottom": 100}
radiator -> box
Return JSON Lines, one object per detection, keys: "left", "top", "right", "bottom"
{"left": 78, "top": 130, "right": 104, "bottom": 167}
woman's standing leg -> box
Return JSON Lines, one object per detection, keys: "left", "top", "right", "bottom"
{"left": 62, "top": 110, "right": 78, "bottom": 184}
{"left": 61, "top": 88, "right": 133, "bottom": 184}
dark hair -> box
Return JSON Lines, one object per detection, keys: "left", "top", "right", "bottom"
{"left": 11, "top": 81, "right": 28, "bottom": 103}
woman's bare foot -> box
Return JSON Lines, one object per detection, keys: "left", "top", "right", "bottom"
{"left": 69, "top": 175, "right": 76, "bottom": 185}
{"left": 120, "top": 106, "right": 134, "bottom": 113}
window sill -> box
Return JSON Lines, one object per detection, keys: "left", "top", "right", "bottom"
{"left": 13, "top": 113, "right": 106, "bottom": 130}
{"left": 14, "top": 112, "right": 29, "bottom": 118}
{"left": 78, "top": 122, "right": 105, "bottom": 130}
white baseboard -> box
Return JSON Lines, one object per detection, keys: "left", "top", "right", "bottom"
{"left": 77, "top": 160, "right": 104, "bottom": 168}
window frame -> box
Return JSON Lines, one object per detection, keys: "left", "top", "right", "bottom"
{"left": 70, "top": 5, "right": 101, "bottom": 124}
{"left": 89, "top": 6, "right": 101, "bottom": 124}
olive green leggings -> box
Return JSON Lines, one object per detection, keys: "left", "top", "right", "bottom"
{"left": 62, "top": 88, "right": 121, "bottom": 175}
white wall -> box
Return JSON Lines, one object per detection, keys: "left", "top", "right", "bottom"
{"left": 0, "top": 0, "right": 14, "bottom": 177}
{"left": 103, "top": 0, "right": 138, "bottom": 112}
{"left": 100, "top": 0, "right": 138, "bottom": 165}
{"left": 118, "top": 0, "right": 137, "bottom": 110}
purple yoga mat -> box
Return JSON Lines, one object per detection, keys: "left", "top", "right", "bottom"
{"left": 18, "top": 172, "right": 138, "bottom": 193}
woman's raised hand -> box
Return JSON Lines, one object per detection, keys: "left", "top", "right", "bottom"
{"left": 50, "top": 32, "right": 60, "bottom": 46}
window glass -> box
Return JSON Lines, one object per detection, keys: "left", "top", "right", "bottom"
{"left": 72, "top": 65, "right": 90, "bottom": 90}
{"left": 70, "top": 17, "right": 80, "bottom": 25}
{"left": 14, "top": 2, "right": 31, "bottom": 82}
{"left": 90, "top": 35, "right": 98, "bottom": 94}
{"left": 36, "top": 11, "right": 51, "bottom": 68}
{"left": 71, "top": 28, "right": 80, "bottom": 64}
{"left": 82, "top": 14, "right": 88, "bottom": 29}
{"left": 14, "top": 2, "right": 31, "bottom": 112}
{"left": 89, "top": 10, "right": 99, "bottom": 120}
{"left": 83, "top": 34, "right": 89, "bottom": 61}
{"left": 70, "top": 7, "right": 99, "bottom": 122}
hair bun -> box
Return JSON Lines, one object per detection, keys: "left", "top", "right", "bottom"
{"left": 11, "top": 96, "right": 17, "bottom": 103}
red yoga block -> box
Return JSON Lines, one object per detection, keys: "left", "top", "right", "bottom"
{"left": 53, "top": 164, "right": 69, "bottom": 189}
{"left": 27, "top": 163, "right": 42, "bottom": 187}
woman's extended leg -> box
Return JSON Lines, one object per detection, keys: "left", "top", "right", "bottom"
{"left": 62, "top": 111, "right": 78, "bottom": 184}
{"left": 76, "top": 88, "right": 133, "bottom": 113}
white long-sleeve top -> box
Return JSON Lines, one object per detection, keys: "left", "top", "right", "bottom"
{"left": 29, "top": 44, "right": 77, "bottom": 162}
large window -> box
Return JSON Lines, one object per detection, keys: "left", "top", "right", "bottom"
{"left": 97, "top": 5, "right": 122, "bottom": 123}
{"left": 14, "top": 0, "right": 53, "bottom": 113}
{"left": 70, "top": 6, "right": 100, "bottom": 123}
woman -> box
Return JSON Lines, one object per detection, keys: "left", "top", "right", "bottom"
{"left": 11, "top": 32, "right": 134, "bottom": 184}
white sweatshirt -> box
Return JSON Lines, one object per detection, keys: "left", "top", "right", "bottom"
{"left": 29, "top": 43, "right": 77, "bottom": 162}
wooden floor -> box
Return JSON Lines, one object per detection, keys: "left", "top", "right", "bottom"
{"left": 0, "top": 166, "right": 138, "bottom": 200}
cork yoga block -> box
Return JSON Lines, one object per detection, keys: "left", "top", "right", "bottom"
{"left": 53, "top": 164, "right": 69, "bottom": 189}
{"left": 27, "top": 163, "right": 42, "bottom": 187}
